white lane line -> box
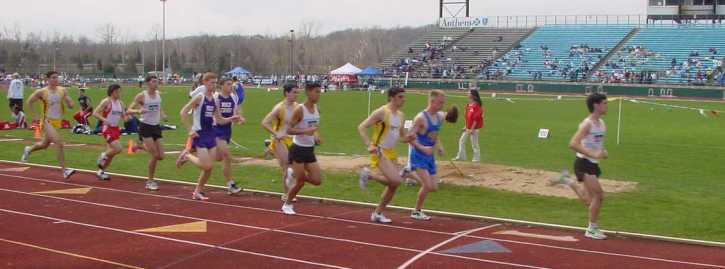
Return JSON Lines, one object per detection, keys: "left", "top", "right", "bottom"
{"left": 397, "top": 224, "right": 549, "bottom": 269}
{"left": 3, "top": 172, "right": 725, "bottom": 268}
{"left": 0, "top": 208, "right": 347, "bottom": 269}
{"left": 495, "top": 230, "right": 579, "bottom": 242}
{"left": 0, "top": 187, "right": 543, "bottom": 269}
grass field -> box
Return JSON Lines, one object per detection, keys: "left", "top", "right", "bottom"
{"left": 3, "top": 85, "right": 725, "bottom": 242}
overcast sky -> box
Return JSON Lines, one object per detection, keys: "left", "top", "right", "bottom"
{"left": 0, "top": 0, "right": 647, "bottom": 40}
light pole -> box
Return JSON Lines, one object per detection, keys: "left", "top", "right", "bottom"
{"left": 161, "top": 0, "right": 167, "bottom": 84}
{"left": 289, "top": 29, "right": 294, "bottom": 80}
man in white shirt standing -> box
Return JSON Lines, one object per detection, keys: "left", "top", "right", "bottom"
{"left": 8, "top": 73, "right": 24, "bottom": 113}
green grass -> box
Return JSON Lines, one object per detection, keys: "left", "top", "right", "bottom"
{"left": 3, "top": 85, "right": 725, "bottom": 242}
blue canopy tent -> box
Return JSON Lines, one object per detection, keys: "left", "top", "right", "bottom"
{"left": 357, "top": 66, "right": 382, "bottom": 77}
{"left": 225, "top": 67, "right": 252, "bottom": 79}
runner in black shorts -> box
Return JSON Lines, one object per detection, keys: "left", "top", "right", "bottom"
{"left": 551, "top": 93, "right": 609, "bottom": 240}
{"left": 281, "top": 83, "right": 323, "bottom": 215}
{"left": 127, "top": 75, "right": 167, "bottom": 191}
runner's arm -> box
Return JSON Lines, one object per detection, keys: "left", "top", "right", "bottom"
{"left": 357, "top": 108, "right": 383, "bottom": 150}
{"left": 26, "top": 90, "right": 42, "bottom": 121}
{"left": 180, "top": 95, "right": 202, "bottom": 137}
{"left": 64, "top": 91, "right": 75, "bottom": 109}
{"left": 569, "top": 121, "right": 607, "bottom": 159}
{"left": 93, "top": 98, "right": 110, "bottom": 123}
{"left": 126, "top": 93, "right": 144, "bottom": 115}
{"left": 261, "top": 106, "right": 281, "bottom": 136}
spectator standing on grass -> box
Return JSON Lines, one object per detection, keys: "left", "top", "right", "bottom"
{"left": 453, "top": 90, "right": 483, "bottom": 162}
{"left": 8, "top": 73, "right": 24, "bottom": 113}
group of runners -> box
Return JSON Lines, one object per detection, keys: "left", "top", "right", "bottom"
{"left": 20, "top": 70, "right": 611, "bottom": 240}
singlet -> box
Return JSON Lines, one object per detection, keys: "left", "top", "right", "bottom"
{"left": 272, "top": 101, "right": 296, "bottom": 135}
{"left": 292, "top": 104, "right": 320, "bottom": 147}
{"left": 192, "top": 95, "right": 216, "bottom": 133}
{"left": 371, "top": 106, "right": 404, "bottom": 149}
{"left": 215, "top": 93, "right": 239, "bottom": 127}
{"left": 415, "top": 111, "right": 442, "bottom": 147}
{"left": 103, "top": 99, "right": 123, "bottom": 127}
{"left": 41, "top": 87, "right": 66, "bottom": 120}
{"left": 140, "top": 91, "right": 162, "bottom": 126}
{"left": 576, "top": 118, "right": 606, "bottom": 163}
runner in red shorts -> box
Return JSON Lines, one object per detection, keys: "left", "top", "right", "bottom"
{"left": 93, "top": 84, "right": 127, "bottom": 181}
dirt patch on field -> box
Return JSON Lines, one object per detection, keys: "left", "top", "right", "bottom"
{"left": 236, "top": 155, "right": 638, "bottom": 199}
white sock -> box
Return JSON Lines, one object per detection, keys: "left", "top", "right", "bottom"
{"left": 588, "top": 222, "right": 598, "bottom": 230}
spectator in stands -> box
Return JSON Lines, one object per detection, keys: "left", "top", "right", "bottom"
{"left": 408, "top": 47, "right": 414, "bottom": 54}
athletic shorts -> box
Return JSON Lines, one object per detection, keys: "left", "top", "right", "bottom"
{"left": 102, "top": 125, "right": 121, "bottom": 144}
{"left": 371, "top": 147, "right": 398, "bottom": 169}
{"left": 41, "top": 118, "right": 62, "bottom": 130}
{"left": 192, "top": 131, "right": 217, "bottom": 150}
{"left": 139, "top": 122, "right": 163, "bottom": 140}
{"left": 289, "top": 144, "right": 316, "bottom": 164}
{"left": 214, "top": 125, "right": 232, "bottom": 143}
{"left": 269, "top": 136, "right": 293, "bottom": 152}
{"left": 408, "top": 148, "right": 436, "bottom": 175}
{"left": 9, "top": 98, "right": 23, "bottom": 111}
{"left": 574, "top": 157, "right": 601, "bottom": 182}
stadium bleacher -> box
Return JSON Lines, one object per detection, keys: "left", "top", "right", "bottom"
{"left": 596, "top": 25, "right": 725, "bottom": 85}
{"left": 485, "top": 25, "right": 635, "bottom": 82}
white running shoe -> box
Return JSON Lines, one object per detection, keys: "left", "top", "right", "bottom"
{"left": 97, "top": 152, "right": 107, "bottom": 169}
{"left": 192, "top": 192, "right": 209, "bottom": 201}
{"left": 358, "top": 167, "right": 370, "bottom": 190}
{"left": 63, "top": 169, "right": 76, "bottom": 180}
{"left": 96, "top": 170, "right": 110, "bottom": 181}
{"left": 281, "top": 203, "right": 296, "bottom": 215}
{"left": 21, "top": 146, "right": 31, "bottom": 163}
{"left": 371, "top": 212, "right": 392, "bottom": 224}
{"left": 411, "top": 210, "right": 431, "bottom": 221}
{"left": 146, "top": 180, "right": 159, "bottom": 191}
{"left": 585, "top": 227, "right": 608, "bottom": 240}
{"left": 285, "top": 168, "right": 296, "bottom": 188}
{"left": 227, "top": 181, "right": 243, "bottom": 195}
{"left": 549, "top": 169, "right": 572, "bottom": 186}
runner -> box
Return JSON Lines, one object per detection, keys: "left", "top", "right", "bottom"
{"left": 93, "top": 84, "right": 126, "bottom": 181}
{"left": 453, "top": 89, "right": 484, "bottom": 162}
{"left": 261, "top": 84, "right": 299, "bottom": 202}
{"left": 177, "top": 72, "right": 240, "bottom": 201}
{"left": 357, "top": 87, "right": 412, "bottom": 223}
{"left": 281, "top": 83, "right": 323, "bottom": 215}
{"left": 406, "top": 90, "right": 457, "bottom": 220}
{"left": 21, "top": 71, "right": 76, "bottom": 180}
{"left": 551, "top": 93, "right": 609, "bottom": 240}
{"left": 214, "top": 78, "right": 245, "bottom": 195}
{"left": 127, "top": 75, "right": 167, "bottom": 191}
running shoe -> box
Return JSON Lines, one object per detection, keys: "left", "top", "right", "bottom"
{"left": 227, "top": 181, "right": 243, "bottom": 195}
{"left": 281, "top": 194, "right": 298, "bottom": 203}
{"left": 21, "top": 146, "right": 31, "bottom": 163}
{"left": 549, "top": 169, "right": 572, "bottom": 186}
{"left": 146, "top": 180, "right": 159, "bottom": 191}
{"left": 281, "top": 203, "right": 296, "bottom": 215}
{"left": 358, "top": 167, "right": 370, "bottom": 190}
{"left": 371, "top": 212, "right": 392, "bottom": 224}
{"left": 96, "top": 170, "right": 110, "bottom": 181}
{"left": 411, "top": 210, "right": 431, "bottom": 221}
{"left": 585, "top": 227, "right": 608, "bottom": 240}
{"left": 63, "top": 168, "right": 76, "bottom": 180}
{"left": 192, "top": 192, "right": 209, "bottom": 201}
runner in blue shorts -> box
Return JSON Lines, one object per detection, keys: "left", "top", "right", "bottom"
{"left": 214, "top": 78, "right": 246, "bottom": 195}
{"left": 178, "top": 72, "right": 240, "bottom": 201}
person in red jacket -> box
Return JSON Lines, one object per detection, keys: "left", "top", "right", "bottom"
{"left": 454, "top": 90, "right": 483, "bottom": 162}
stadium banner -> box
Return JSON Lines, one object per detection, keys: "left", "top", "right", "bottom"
{"left": 439, "top": 17, "right": 490, "bottom": 28}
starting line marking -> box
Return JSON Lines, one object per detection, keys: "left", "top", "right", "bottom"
{"left": 495, "top": 230, "right": 579, "bottom": 242}
{"left": 33, "top": 187, "right": 92, "bottom": 195}
{"left": 0, "top": 167, "right": 30, "bottom": 172}
{"left": 0, "top": 138, "right": 23, "bottom": 142}
{"left": 0, "top": 238, "right": 144, "bottom": 269}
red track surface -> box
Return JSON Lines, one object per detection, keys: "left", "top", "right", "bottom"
{"left": 1, "top": 162, "right": 724, "bottom": 269}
